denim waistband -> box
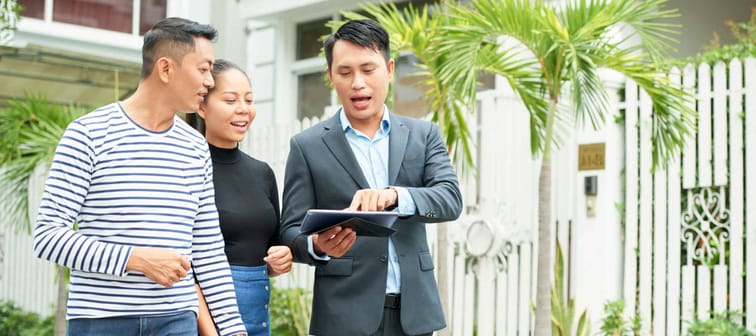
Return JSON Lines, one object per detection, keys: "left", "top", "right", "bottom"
{"left": 229, "top": 264, "right": 268, "bottom": 280}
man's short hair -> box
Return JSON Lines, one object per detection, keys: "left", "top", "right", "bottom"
{"left": 140, "top": 17, "right": 217, "bottom": 78}
{"left": 323, "top": 19, "right": 390, "bottom": 69}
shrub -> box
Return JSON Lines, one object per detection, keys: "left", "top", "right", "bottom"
{"left": 551, "top": 241, "right": 590, "bottom": 336}
{"left": 686, "top": 311, "right": 753, "bottom": 336}
{"left": 269, "top": 279, "right": 311, "bottom": 336}
{"left": 599, "top": 300, "right": 641, "bottom": 336}
{"left": 0, "top": 301, "right": 54, "bottom": 336}
{"left": 668, "top": 7, "right": 755, "bottom": 67}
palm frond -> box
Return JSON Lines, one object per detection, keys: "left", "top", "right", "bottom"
{"left": 568, "top": 53, "right": 610, "bottom": 129}
{"left": 439, "top": 0, "right": 554, "bottom": 154}
{"left": 0, "top": 95, "right": 86, "bottom": 232}
{"left": 596, "top": 0, "right": 681, "bottom": 60}
{"left": 601, "top": 49, "right": 695, "bottom": 166}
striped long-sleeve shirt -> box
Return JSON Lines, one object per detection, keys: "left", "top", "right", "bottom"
{"left": 33, "top": 103, "right": 245, "bottom": 336}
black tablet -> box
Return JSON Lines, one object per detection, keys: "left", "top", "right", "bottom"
{"left": 300, "top": 209, "right": 399, "bottom": 237}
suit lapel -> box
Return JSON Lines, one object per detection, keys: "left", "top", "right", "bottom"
{"left": 388, "top": 115, "right": 408, "bottom": 186}
{"left": 321, "top": 114, "right": 370, "bottom": 189}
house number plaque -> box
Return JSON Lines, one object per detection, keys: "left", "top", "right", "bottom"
{"left": 578, "top": 143, "right": 605, "bottom": 171}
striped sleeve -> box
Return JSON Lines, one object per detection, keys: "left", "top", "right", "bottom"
{"left": 33, "top": 121, "right": 132, "bottom": 276}
{"left": 192, "top": 148, "right": 246, "bottom": 336}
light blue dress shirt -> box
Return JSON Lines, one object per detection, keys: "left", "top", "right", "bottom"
{"left": 306, "top": 106, "right": 416, "bottom": 294}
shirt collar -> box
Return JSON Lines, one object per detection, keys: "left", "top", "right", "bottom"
{"left": 339, "top": 105, "right": 391, "bottom": 135}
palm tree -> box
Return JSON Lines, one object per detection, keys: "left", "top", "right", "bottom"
{"left": 0, "top": 95, "right": 86, "bottom": 336}
{"left": 438, "top": 0, "right": 693, "bottom": 334}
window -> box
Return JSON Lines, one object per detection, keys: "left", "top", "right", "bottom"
{"left": 296, "top": 17, "right": 330, "bottom": 60}
{"left": 393, "top": 55, "right": 428, "bottom": 118}
{"left": 139, "top": 0, "right": 167, "bottom": 35}
{"left": 18, "top": 0, "right": 165, "bottom": 36}
{"left": 294, "top": 16, "right": 332, "bottom": 120}
{"left": 54, "top": 0, "right": 133, "bottom": 33}
{"left": 297, "top": 72, "right": 331, "bottom": 120}
{"left": 18, "top": 0, "right": 44, "bottom": 19}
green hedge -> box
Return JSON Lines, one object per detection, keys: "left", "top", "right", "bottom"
{"left": 0, "top": 301, "right": 53, "bottom": 336}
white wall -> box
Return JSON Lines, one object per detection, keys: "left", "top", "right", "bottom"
{"left": 12, "top": 18, "right": 143, "bottom": 63}
{"left": 208, "top": 1, "right": 247, "bottom": 65}
{"left": 569, "top": 71, "right": 626, "bottom": 325}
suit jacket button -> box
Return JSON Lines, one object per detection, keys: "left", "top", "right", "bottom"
{"left": 380, "top": 255, "right": 388, "bottom": 262}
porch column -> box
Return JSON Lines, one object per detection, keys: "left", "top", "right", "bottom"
{"left": 570, "top": 69, "right": 625, "bottom": 327}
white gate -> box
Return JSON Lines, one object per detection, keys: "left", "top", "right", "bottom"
{"left": 623, "top": 57, "right": 756, "bottom": 335}
{"left": 444, "top": 90, "right": 537, "bottom": 336}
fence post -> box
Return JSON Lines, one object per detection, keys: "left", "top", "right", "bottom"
{"left": 568, "top": 69, "right": 626, "bottom": 329}
{"left": 744, "top": 57, "right": 756, "bottom": 330}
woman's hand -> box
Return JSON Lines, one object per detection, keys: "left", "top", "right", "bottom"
{"left": 264, "top": 245, "right": 293, "bottom": 277}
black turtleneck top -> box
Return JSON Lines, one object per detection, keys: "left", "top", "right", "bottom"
{"left": 209, "top": 144, "right": 280, "bottom": 267}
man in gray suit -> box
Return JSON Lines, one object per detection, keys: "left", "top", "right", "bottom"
{"left": 280, "top": 19, "right": 463, "bottom": 336}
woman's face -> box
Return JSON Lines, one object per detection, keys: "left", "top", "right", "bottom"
{"left": 198, "top": 68, "right": 256, "bottom": 148}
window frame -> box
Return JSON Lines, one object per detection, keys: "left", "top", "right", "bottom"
{"left": 291, "top": 13, "right": 338, "bottom": 120}
{"left": 18, "top": 0, "right": 165, "bottom": 37}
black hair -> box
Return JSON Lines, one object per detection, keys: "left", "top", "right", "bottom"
{"left": 207, "top": 59, "right": 248, "bottom": 95}
{"left": 186, "top": 59, "right": 249, "bottom": 134}
{"left": 323, "top": 19, "right": 390, "bottom": 69}
{"left": 141, "top": 17, "right": 218, "bottom": 78}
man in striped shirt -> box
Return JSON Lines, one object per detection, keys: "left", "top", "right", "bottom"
{"left": 33, "top": 17, "right": 246, "bottom": 336}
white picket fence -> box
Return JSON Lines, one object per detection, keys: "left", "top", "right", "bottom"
{"left": 623, "top": 57, "right": 756, "bottom": 335}
{"left": 0, "top": 164, "right": 58, "bottom": 316}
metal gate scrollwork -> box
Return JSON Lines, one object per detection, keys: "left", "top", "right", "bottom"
{"left": 681, "top": 186, "right": 730, "bottom": 266}
{"left": 460, "top": 198, "right": 531, "bottom": 276}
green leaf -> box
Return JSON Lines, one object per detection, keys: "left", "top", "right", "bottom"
{"left": 0, "top": 94, "right": 86, "bottom": 232}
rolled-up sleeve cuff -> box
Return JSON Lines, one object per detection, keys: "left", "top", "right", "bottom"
{"left": 307, "top": 235, "right": 331, "bottom": 261}
{"left": 117, "top": 246, "right": 133, "bottom": 277}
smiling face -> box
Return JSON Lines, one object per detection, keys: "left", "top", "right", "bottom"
{"left": 173, "top": 37, "right": 215, "bottom": 113}
{"left": 198, "top": 68, "right": 255, "bottom": 148}
{"left": 327, "top": 40, "right": 394, "bottom": 132}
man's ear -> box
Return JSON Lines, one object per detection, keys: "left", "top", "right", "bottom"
{"left": 386, "top": 59, "right": 395, "bottom": 80}
{"left": 156, "top": 57, "right": 172, "bottom": 83}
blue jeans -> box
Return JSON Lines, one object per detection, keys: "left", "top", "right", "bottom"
{"left": 230, "top": 265, "right": 271, "bottom": 336}
{"left": 67, "top": 310, "right": 196, "bottom": 336}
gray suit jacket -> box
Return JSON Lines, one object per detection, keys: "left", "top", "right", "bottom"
{"left": 281, "top": 112, "right": 463, "bottom": 336}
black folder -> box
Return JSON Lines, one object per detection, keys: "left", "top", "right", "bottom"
{"left": 300, "top": 209, "right": 399, "bottom": 237}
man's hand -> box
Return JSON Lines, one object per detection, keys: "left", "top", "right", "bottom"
{"left": 312, "top": 226, "right": 356, "bottom": 257}
{"left": 264, "top": 245, "right": 293, "bottom": 276}
{"left": 125, "top": 247, "right": 190, "bottom": 287}
{"left": 347, "top": 188, "right": 397, "bottom": 211}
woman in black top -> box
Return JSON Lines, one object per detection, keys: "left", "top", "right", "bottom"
{"left": 189, "top": 59, "right": 292, "bottom": 336}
